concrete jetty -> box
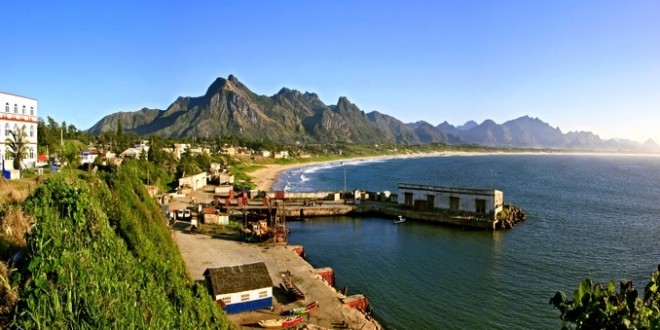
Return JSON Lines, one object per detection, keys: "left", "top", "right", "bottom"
{"left": 173, "top": 229, "right": 382, "bottom": 329}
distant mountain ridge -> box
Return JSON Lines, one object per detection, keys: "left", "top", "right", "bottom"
{"left": 87, "top": 75, "right": 658, "bottom": 152}
{"left": 436, "top": 116, "right": 658, "bottom": 152}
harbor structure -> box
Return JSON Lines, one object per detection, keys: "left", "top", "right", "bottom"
{"left": 178, "top": 172, "right": 208, "bottom": 192}
{"left": 397, "top": 183, "right": 504, "bottom": 220}
{"left": 203, "top": 262, "right": 273, "bottom": 314}
{"left": 1, "top": 92, "right": 38, "bottom": 171}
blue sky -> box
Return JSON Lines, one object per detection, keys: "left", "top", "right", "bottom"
{"left": 2, "top": 1, "right": 659, "bottom": 142}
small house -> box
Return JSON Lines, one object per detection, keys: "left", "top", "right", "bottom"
{"left": 178, "top": 172, "right": 208, "bottom": 191}
{"left": 204, "top": 262, "right": 273, "bottom": 314}
{"left": 202, "top": 207, "right": 229, "bottom": 225}
{"left": 119, "top": 146, "right": 149, "bottom": 159}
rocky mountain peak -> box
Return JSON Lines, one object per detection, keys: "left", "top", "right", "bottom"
{"left": 457, "top": 120, "right": 478, "bottom": 131}
{"left": 86, "top": 77, "right": 653, "bottom": 152}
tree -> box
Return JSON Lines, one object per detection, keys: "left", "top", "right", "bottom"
{"left": 5, "top": 126, "right": 29, "bottom": 177}
{"left": 61, "top": 141, "right": 82, "bottom": 171}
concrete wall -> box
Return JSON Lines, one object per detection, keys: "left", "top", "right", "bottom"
{"left": 215, "top": 287, "right": 272, "bottom": 314}
{"left": 267, "top": 191, "right": 340, "bottom": 200}
{"left": 178, "top": 172, "right": 208, "bottom": 191}
{"left": 398, "top": 183, "right": 503, "bottom": 216}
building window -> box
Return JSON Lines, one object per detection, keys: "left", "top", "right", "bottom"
{"left": 404, "top": 192, "right": 413, "bottom": 206}
{"left": 259, "top": 291, "right": 268, "bottom": 298}
{"left": 22, "top": 105, "right": 26, "bottom": 115}
{"left": 240, "top": 294, "right": 249, "bottom": 302}
{"left": 475, "top": 199, "right": 486, "bottom": 213}
{"left": 4, "top": 103, "right": 8, "bottom": 112}
{"left": 29, "top": 147, "right": 34, "bottom": 159}
{"left": 449, "top": 196, "right": 460, "bottom": 210}
{"left": 14, "top": 104, "right": 17, "bottom": 113}
{"left": 4, "top": 123, "right": 8, "bottom": 136}
{"left": 30, "top": 125, "right": 34, "bottom": 137}
{"left": 221, "top": 296, "right": 231, "bottom": 304}
{"left": 30, "top": 107, "right": 34, "bottom": 116}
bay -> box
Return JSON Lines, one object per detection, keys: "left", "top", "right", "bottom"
{"left": 275, "top": 154, "right": 660, "bottom": 329}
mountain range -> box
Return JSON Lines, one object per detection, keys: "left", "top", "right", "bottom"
{"left": 88, "top": 75, "right": 659, "bottom": 152}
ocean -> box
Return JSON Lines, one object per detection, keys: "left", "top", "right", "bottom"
{"left": 273, "top": 154, "right": 660, "bottom": 329}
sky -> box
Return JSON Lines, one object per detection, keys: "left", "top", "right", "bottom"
{"left": 2, "top": 1, "right": 659, "bottom": 143}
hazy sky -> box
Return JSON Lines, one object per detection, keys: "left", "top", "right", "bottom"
{"left": 2, "top": 1, "right": 659, "bottom": 142}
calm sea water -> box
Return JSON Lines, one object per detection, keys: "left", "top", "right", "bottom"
{"left": 274, "top": 154, "right": 660, "bottom": 329}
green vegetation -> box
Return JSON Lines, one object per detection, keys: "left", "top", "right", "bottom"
{"left": 1, "top": 167, "right": 229, "bottom": 328}
{"left": 37, "top": 117, "right": 94, "bottom": 155}
{"left": 550, "top": 265, "right": 660, "bottom": 329}
{"left": 5, "top": 126, "right": 30, "bottom": 178}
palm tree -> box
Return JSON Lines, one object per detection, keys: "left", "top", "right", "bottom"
{"left": 6, "top": 126, "right": 29, "bottom": 178}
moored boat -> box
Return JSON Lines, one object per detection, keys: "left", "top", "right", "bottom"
{"left": 393, "top": 215, "right": 406, "bottom": 224}
{"left": 258, "top": 315, "right": 303, "bottom": 328}
{"left": 281, "top": 301, "right": 319, "bottom": 315}
{"left": 280, "top": 277, "right": 305, "bottom": 300}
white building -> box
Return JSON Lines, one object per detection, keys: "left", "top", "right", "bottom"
{"left": 398, "top": 183, "right": 504, "bottom": 219}
{"left": 178, "top": 172, "right": 208, "bottom": 191}
{"left": 204, "top": 262, "right": 273, "bottom": 314}
{"left": 1, "top": 92, "right": 38, "bottom": 169}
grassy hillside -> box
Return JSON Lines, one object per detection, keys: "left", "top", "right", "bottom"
{"left": 0, "top": 167, "right": 230, "bottom": 328}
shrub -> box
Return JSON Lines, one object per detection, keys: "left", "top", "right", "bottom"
{"left": 550, "top": 265, "right": 660, "bottom": 329}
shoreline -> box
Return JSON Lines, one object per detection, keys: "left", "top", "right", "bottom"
{"left": 173, "top": 228, "right": 383, "bottom": 329}
{"left": 250, "top": 151, "right": 463, "bottom": 191}
{"left": 248, "top": 150, "right": 656, "bottom": 192}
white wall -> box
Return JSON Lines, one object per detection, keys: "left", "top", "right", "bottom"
{"left": 0, "top": 92, "right": 38, "bottom": 169}
{"left": 398, "top": 184, "right": 504, "bottom": 216}
{"left": 178, "top": 172, "right": 208, "bottom": 191}
{"left": 215, "top": 286, "right": 272, "bottom": 305}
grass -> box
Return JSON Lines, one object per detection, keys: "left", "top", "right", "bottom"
{"left": 1, "top": 168, "right": 230, "bottom": 329}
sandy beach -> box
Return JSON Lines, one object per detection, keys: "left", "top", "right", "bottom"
{"left": 247, "top": 150, "right": 612, "bottom": 192}
{"left": 248, "top": 152, "right": 453, "bottom": 192}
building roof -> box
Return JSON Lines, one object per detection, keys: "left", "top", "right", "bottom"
{"left": 0, "top": 91, "right": 37, "bottom": 100}
{"left": 202, "top": 207, "right": 217, "bottom": 215}
{"left": 204, "top": 262, "right": 273, "bottom": 296}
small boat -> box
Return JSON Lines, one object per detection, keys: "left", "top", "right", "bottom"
{"left": 280, "top": 278, "right": 305, "bottom": 301}
{"left": 258, "top": 315, "right": 303, "bottom": 328}
{"left": 393, "top": 215, "right": 406, "bottom": 224}
{"left": 281, "top": 301, "right": 319, "bottom": 315}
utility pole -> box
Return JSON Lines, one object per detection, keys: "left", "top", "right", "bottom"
{"left": 344, "top": 166, "right": 346, "bottom": 193}
{"left": 342, "top": 162, "right": 347, "bottom": 201}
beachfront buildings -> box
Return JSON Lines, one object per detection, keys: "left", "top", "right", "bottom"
{"left": 398, "top": 183, "right": 504, "bottom": 219}
{"left": 1, "top": 92, "right": 38, "bottom": 170}
{"left": 204, "top": 262, "right": 273, "bottom": 314}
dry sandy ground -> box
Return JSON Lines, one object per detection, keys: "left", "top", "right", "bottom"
{"left": 174, "top": 229, "right": 382, "bottom": 329}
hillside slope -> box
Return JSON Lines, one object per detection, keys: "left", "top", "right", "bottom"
{"left": 6, "top": 166, "right": 229, "bottom": 328}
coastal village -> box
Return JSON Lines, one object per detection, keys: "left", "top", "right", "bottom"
{"left": 1, "top": 91, "right": 526, "bottom": 329}
{"left": 5, "top": 3, "right": 660, "bottom": 328}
